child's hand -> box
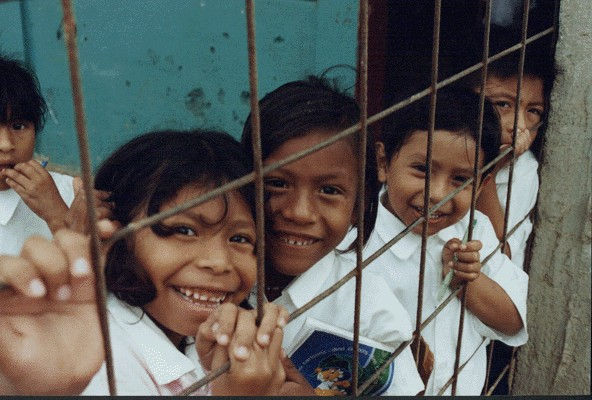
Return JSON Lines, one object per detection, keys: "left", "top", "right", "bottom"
{"left": 0, "top": 230, "right": 104, "bottom": 395}
{"left": 65, "top": 177, "right": 114, "bottom": 234}
{"left": 196, "top": 303, "right": 289, "bottom": 396}
{"left": 1, "top": 160, "right": 68, "bottom": 232}
{"left": 442, "top": 238, "right": 483, "bottom": 288}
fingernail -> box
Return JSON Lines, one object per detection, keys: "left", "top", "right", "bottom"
{"left": 56, "top": 284, "right": 72, "bottom": 301}
{"left": 448, "top": 261, "right": 454, "bottom": 267}
{"left": 277, "top": 317, "right": 287, "bottom": 328}
{"left": 71, "top": 258, "right": 90, "bottom": 276}
{"left": 211, "top": 322, "right": 220, "bottom": 333}
{"left": 234, "top": 346, "right": 250, "bottom": 360}
{"left": 28, "top": 279, "right": 46, "bottom": 297}
{"left": 281, "top": 348, "right": 287, "bottom": 359}
{"left": 460, "top": 244, "right": 467, "bottom": 250}
{"left": 216, "top": 334, "right": 229, "bottom": 346}
{"left": 258, "top": 334, "right": 270, "bottom": 346}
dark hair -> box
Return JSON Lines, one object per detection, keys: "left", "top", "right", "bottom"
{"left": 241, "top": 76, "right": 379, "bottom": 251}
{"left": 0, "top": 55, "right": 47, "bottom": 133}
{"left": 382, "top": 88, "right": 501, "bottom": 177}
{"left": 95, "top": 129, "right": 254, "bottom": 307}
{"left": 460, "top": 42, "right": 555, "bottom": 157}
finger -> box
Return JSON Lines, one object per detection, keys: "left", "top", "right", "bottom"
{"left": 3, "top": 169, "right": 29, "bottom": 192}
{"left": 230, "top": 310, "right": 257, "bottom": 361}
{"left": 454, "top": 251, "right": 481, "bottom": 264}
{"left": 462, "top": 240, "right": 483, "bottom": 252}
{"left": 52, "top": 229, "right": 95, "bottom": 302}
{"left": 94, "top": 189, "right": 112, "bottom": 201}
{"left": 0, "top": 255, "right": 47, "bottom": 298}
{"left": 14, "top": 161, "right": 41, "bottom": 179}
{"left": 97, "top": 219, "right": 120, "bottom": 241}
{"left": 255, "top": 303, "right": 280, "bottom": 347}
{"left": 267, "top": 327, "right": 284, "bottom": 367}
{"left": 95, "top": 205, "right": 114, "bottom": 220}
{"left": 213, "top": 303, "right": 239, "bottom": 346}
{"left": 20, "top": 236, "right": 71, "bottom": 300}
{"left": 453, "top": 268, "right": 480, "bottom": 282}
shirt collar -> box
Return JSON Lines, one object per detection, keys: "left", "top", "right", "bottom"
{"left": 375, "top": 188, "right": 471, "bottom": 259}
{"left": 0, "top": 189, "right": 21, "bottom": 225}
{"left": 281, "top": 251, "right": 336, "bottom": 310}
{"left": 107, "top": 294, "right": 197, "bottom": 385}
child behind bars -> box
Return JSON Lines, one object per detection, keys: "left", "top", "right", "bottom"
{"left": 0, "top": 129, "right": 308, "bottom": 395}
{"left": 354, "top": 88, "right": 529, "bottom": 395}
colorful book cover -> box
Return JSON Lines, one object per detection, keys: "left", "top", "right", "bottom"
{"left": 288, "top": 318, "right": 395, "bottom": 396}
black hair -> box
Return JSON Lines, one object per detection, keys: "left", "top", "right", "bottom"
{"left": 241, "top": 76, "right": 379, "bottom": 252}
{"left": 95, "top": 129, "right": 254, "bottom": 307}
{"left": 382, "top": 88, "right": 501, "bottom": 178}
{"left": 0, "top": 55, "right": 47, "bottom": 133}
{"left": 460, "top": 34, "right": 555, "bottom": 158}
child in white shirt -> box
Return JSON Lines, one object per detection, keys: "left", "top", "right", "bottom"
{"left": 0, "top": 129, "right": 293, "bottom": 396}
{"left": 365, "top": 88, "right": 528, "bottom": 395}
{"left": 240, "top": 77, "right": 425, "bottom": 395}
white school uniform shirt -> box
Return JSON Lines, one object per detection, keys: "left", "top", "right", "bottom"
{"left": 496, "top": 150, "right": 539, "bottom": 269}
{"left": 349, "top": 199, "right": 528, "bottom": 395}
{"left": 249, "top": 251, "right": 425, "bottom": 396}
{"left": 82, "top": 294, "right": 209, "bottom": 396}
{"left": 0, "top": 171, "right": 75, "bottom": 255}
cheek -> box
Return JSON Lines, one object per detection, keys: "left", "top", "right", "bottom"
{"left": 232, "top": 256, "right": 257, "bottom": 300}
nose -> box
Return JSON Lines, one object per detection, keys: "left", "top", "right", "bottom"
{"left": 512, "top": 110, "right": 527, "bottom": 133}
{"left": 0, "top": 125, "right": 15, "bottom": 152}
{"left": 429, "top": 176, "right": 449, "bottom": 205}
{"left": 194, "top": 237, "right": 231, "bottom": 274}
{"left": 281, "top": 189, "right": 317, "bottom": 225}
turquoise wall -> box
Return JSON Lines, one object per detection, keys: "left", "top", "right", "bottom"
{"left": 0, "top": 0, "right": 358, "bottom": 173}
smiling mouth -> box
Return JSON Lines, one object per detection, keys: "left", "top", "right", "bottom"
{"left": 173, "top": 286, "right": 228, "bottom": 306}
{"left": 275, "top": 232, "right": 319, "bottom": 247}
{"left": 412, "top": 206, "right": 446, "bottom": 221}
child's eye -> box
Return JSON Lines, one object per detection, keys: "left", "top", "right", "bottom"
{"left": 10, "top": 121, "right": 29, "bottom": 131}
{"left": 320, "top": 185, "right": 341, "bottom": 195}
{"left": 173, "top": 226, "right": 196, "bottom": 236}
{"left": 264, "top": 178, "right": 288, "bottom": 189}
{"left": 528, "top": 107, "right": 544, "bottom": 117}
{"left": 412, "top": 164, "right": 427, "bottom": 174}
{"left": 494, "top": 100, "right": 512, "bottom": 110}
{"left": 453, "top": 175, "right": 470, "bottom": 184}
{"left": 230, "top": 234, "right": 255, "bottom": 246}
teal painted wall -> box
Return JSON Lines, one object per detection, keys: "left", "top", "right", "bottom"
{"left": 0, "top": 0, "right": 358, "bottom": 173}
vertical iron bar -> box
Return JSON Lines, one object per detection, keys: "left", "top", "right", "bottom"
{"left": 60, "top": 0, "right": 116, "bottom": 395}
{"left": 453, "top": 0, "right": 492, "bottom": 395}
{"left": 245, "top": 0, "right": 267, "bottom": 323}
{"left": 414, "top": 0, "right": 441, "bottom": 366}
{"left": 501, "top": 0, "right": 530, "bottom": 257}
{"left": 352, "top": 0, "right": 368, "bottom": 395}
{"left": 19, "top": 0, "right": 33, "bottom": 68}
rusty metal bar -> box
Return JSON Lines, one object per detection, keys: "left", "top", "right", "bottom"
{"left": 451, "top": 0, "right": 492, "bottom": 394}
{"left": 351, "top": 0, "right": 369, "bottom": 395}
{"left": 414, "top": 0, "right": 441, "bottom": 367}
{"left": 486, "top": 363, "right": 510, "bottom": 395}
{"left": 245, "top": 0, "right": 267, "bottom": 324}
{"left": 437, "top": 338, "right": 487, "bottom": 395}
{"left": 60, "top": 0, "right": 116, "bottom": 395}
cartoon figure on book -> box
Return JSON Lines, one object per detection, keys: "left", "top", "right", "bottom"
{"left": 314, "top": 355, "right": 351, "bottom": 395}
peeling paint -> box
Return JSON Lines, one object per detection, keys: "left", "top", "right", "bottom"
{"left": 210, "top": 46, "right": 216, "bottom": 53}
{"left": 185, "top": 88, "right": 211, "bottom": 119}
{"left": 222, "top": 32, "right": 230, "bottom": 39}
{"left": 240, "top": 90, "right": 250, "bottom": 104}
{"left": 274, "top": 35, "right": 285, "bottom": 43}
{"left": 217, "top": 88, "right": 225, "bottom": 103}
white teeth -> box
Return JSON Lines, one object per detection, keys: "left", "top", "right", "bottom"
{"left": 176, "top": 287, "right": 228, "bottom": 305}
{"left": 283, "top": 237, "right": 314, "bottom": 246}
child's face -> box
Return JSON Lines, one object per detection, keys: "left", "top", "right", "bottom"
{"left": 483, "top": 74, "right": 544, "bottom": 155}
{"left": 134, "top": 186, "right": 256, "bottom": 342}
{"left": 264, "top": 129, "right": 358, "bottom": 276}
{"left": 377, "top": 130, "right": 485, "bottom": 236}
{"left": 0, "top": 120, "right": 36, "bottom": 190}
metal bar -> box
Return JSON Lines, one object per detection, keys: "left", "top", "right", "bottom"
{"left": 437, "top": 338, "right": 487, "bottom": 395}
{"left": 351, "top": 0, "right": 369, "bottom": 395}
{"left": 452, "top": 0, "right": 492, "bottom": 394}
{"left": 414, "top": 0, "right": 441, "bottom": 367}
{"left": 484, "top": 340, "right": 496, "bottom": 394}
{"left": 486, "top": 363, "right": 510, "bottom": 396}
{"left": 60, "top": 0, "right": 116, "bottom": 395}
{"left": 245, "top": 0, "right": 266, "bottom": 324}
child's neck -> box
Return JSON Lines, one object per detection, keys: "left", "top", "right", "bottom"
{"left": 264, "top": 266, "right": 295, "bottom": 302}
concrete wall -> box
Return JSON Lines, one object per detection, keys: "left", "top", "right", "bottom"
{"left": 513, "top": 0, "right": 591, "bottom": 395}
{"left": 0, "top": 0, "right": 358, "bottom": 173}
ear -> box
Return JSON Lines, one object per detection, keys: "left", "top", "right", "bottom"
{"left": 376, "top": 141, "right": 388, "bottom": 184}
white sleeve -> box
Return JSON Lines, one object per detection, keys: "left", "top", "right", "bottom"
{"left": 470, "top": 213, "right": 529, "bottom": 347}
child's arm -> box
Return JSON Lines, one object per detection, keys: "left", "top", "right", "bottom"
{"left": 0, "top": 230, "right": 104, "bottom": 395}
{"left": 476, "top": 175, "right": 512, "bottom": 257}
{"left": 1, "top": 160, "right": 69, "bottom": 233}
{"left": 442, "top": 238, "right": 523, "bottom": 335}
